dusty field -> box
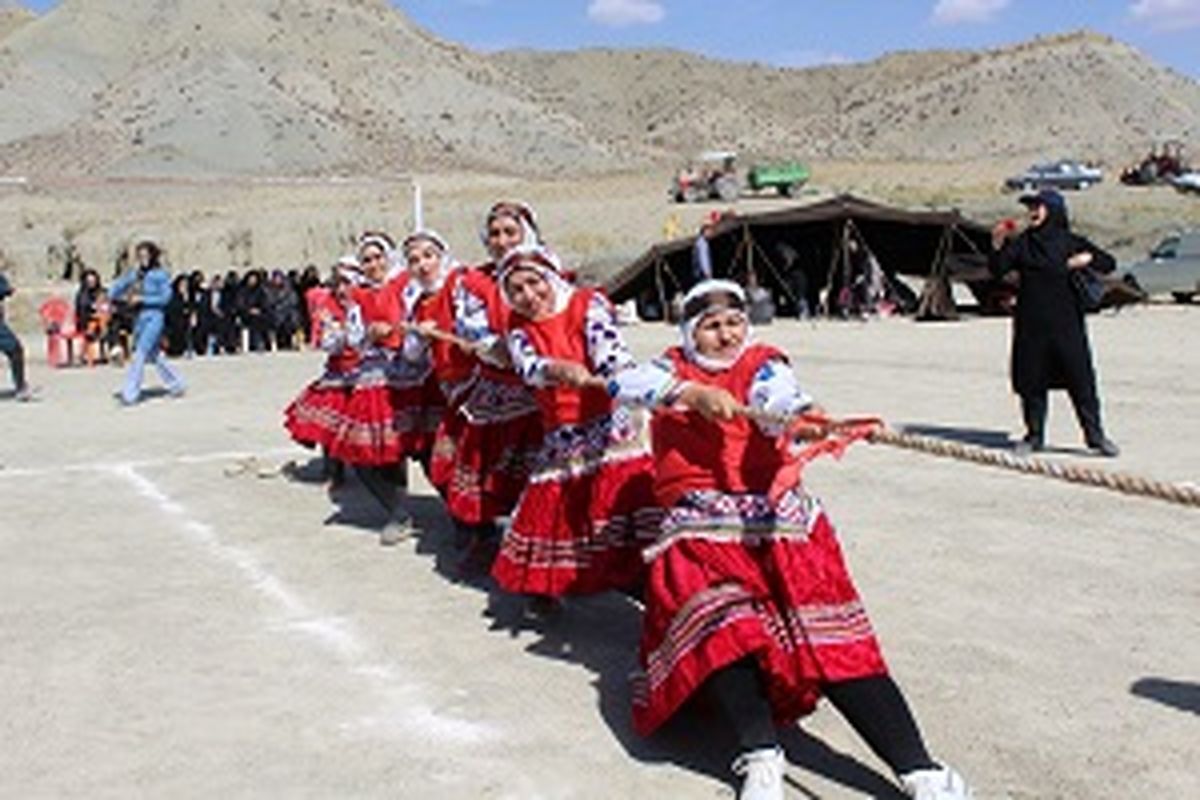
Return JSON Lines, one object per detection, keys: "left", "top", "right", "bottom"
{"left": 1, "top": 307, "right": 1197, "bottom": 799}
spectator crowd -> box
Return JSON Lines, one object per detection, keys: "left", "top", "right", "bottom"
{"left": 72, "top": 264, "right": 325, "bottom": 363}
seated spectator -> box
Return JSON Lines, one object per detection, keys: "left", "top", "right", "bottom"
{"left": 75, "top": 269, "right": 111, "bottom": 364}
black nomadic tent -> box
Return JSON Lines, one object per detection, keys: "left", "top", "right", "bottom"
{"left": 605, "top": 194, "right": 999, "bottom": 321}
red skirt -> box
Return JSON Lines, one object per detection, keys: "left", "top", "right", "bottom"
{"left": 631, "top": 489, "right": 888, "bottom": 737}
{"left": 392, "top": 374, "right": 446, "bottom": 460}
{"left": 428, "top": 378, "right": 474, "bottom": 498}
{"left": 284, "top": 381, "right": 351, "bottom": 450}
{"left": 492, "top": 410, "right": 662, "bottom": 597}
{"left": 436, "top": 376, "right": 543, "bottom": 525}
{"left": 326, "top": 379, "right": 403, "bottom": 466}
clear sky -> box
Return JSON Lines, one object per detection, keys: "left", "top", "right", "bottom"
{"left": 16, "top": 0, "right": 1200, "bottom": 76}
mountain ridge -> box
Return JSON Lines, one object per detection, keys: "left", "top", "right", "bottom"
{"left": 0, "top": 4, "right": 1195, "bottom": 176}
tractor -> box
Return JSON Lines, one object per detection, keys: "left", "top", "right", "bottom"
{"left": 671, "top": 151, "right": 741, "bottom": 203}
{"left": 671, "top": 152, "right": 811, "bottom": 203}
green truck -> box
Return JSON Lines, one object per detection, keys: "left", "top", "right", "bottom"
{"left": 747, "top": 161, "right": 811, "bottom": 197}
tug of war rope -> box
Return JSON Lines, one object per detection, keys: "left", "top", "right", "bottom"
{"left": 753, "top": 408, "right": 1200, "bottom": 511}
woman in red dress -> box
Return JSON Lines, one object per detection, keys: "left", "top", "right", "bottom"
{"left": 393, "top": 230, "right": 461, "bottom": 479}
{"left": 326, "top": 233, "right": 416, "bottom": 547}
{"left": 428, "top": 202, "right": 546, "bottom": 574}
{"left": 283, "top": 258, "right": 365, "bottom": 486}
{"left": 610, "top": 280, "right": 972, "bottom": 800}
{"left": 489, "top": 246, "right": 660, "bottom": 613}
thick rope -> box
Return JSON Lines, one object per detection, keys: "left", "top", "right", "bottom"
{"left": 573, "top": 373, "right": 1200, "bottom": 510}
{"left": 737, "top": 406, "right": 1200, "bottom": 509}
{"left": 868, "top": 427, "right": 1200, "bottom": 510}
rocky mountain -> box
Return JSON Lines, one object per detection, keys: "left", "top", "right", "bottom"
{"left": 0, "top": 1, "right": 1196, "bottom": 177}
{"left": 491, "top": 32, "right": 1200, "bottom": 164}
{"left": 0, "top": 0, "right": 625, "bottom": 176}
{"left": 0, "top": 2, "right": 34, "bottom": 42}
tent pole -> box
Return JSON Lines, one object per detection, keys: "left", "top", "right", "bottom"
{"left": 950, "top": 223, "right": 985, "bottom": 256}
{"left": 750, "top": 235, "right": 800, "bottom": 309}
{"left": 654, "top": 251, "right": 668, "bottom": 323}
{"left": 743, "top": 223, "right": 755, "bottom": 286}
{"left": 822, "top": 221, "right": 842, "bottom": 316}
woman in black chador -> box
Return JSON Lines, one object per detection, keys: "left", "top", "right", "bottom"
{"left": 990, "top": 189, "right": 1119, "bottom": 457}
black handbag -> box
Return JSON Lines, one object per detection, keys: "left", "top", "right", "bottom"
{"left": 1070, "top": 267, "right": 1105, "bottom": 313}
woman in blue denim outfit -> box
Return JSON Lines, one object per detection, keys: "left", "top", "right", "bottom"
{"left": 107, "top": 240, "right": 186, "bottom": 405}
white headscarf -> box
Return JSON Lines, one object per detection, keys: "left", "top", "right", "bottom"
{"left": 480, "top": 200, "right": 542, "bottom": 254}
{"left": 356, "top": 232, "right": 404, "bottom": 282}
{"left": 680, "top": 279, "right": 751, "bottom": 371}
{"left": 400, "top": 229, "right": 459, "bottom": 317}
{"left": 497, "top": 245, "right": 574, "bottom": 317}
{"left": 335, "top": 255, "right": 366, "bottom": 286}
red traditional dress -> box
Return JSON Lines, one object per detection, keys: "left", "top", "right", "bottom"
{"left": 619, "top": 344, "right": 888, "bottom": 737}
{"left": 283, "top": 291, "right": 362, "bottom": 450}
{"left": 430, "top": 262, "right": 543, "bottom": 525}
{"left": 389, "top": 274, "right": 447, "bottom": 461}
{"left": 426, "top": 267, "right": 478, "bottom": 498}
{"left": 326, "top": 277, "right": 408, "bottom": 466}
{"left": 491, "top": 287, "right": 661, "bottom": 597}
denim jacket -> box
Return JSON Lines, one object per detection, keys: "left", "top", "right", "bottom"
{"left": 110, "top": 266, "right": 173, "bottom": 343}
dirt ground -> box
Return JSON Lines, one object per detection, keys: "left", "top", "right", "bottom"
{"left": 1, "top": 308, "right": 1197, "bottom": 800}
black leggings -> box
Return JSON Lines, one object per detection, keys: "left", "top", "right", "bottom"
{"left": 702, "top": 658, "right": 935, "bottom": 775}
{"left": 356, "top": 465, "right": 400, "bottom": 519}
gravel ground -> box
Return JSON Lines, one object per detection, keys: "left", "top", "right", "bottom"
{"left": 1, "top": 307, "right": 1197, "bottom": 799}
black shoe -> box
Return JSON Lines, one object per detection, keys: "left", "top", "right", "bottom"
{"left": 456, "top": 536, "right": 500, "bottom": 580}
{"left": 524, "top": 594, "right": 564, "bottom": 620}
{"left": 1088, "top": 438, "right": 1120, "bottom": 458}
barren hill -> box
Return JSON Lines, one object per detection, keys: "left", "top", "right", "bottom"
{"left": 0, "top": 2, "right": 1196, "bottom": 177}
{"left": 0, "top": 2, "right": 34, "bottom": 42}
{"left": 492, "top": 31, "right": 1200, "bottom": 164}
{"left": 0, "top": 0, "right": 626, "bottom": 176}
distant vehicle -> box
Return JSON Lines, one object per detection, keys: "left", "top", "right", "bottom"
{"left": 672, "top": 151, "right": 741, "bottom": 203}
{"left": 1004, "top": 160, "right": 1104, "bottom": 192}
{"left": 1123, "top": 231, "right": 1200, "bottom": 303}
{"left": 1172, "top": 172, "right": 1200, "bottom": 195}
{"left": 747, "top": 161, "right": 810, "bottom": 198}
{"left": 1120, "top": 140, "right": 1190, "bottom": 186}
{"left": 671, "top": 152, "right": 810, "bottom": 203}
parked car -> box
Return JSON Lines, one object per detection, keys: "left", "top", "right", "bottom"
{"left": 1172, "top": 172, "right": 1200, "bottom": 195}
{"left": 1123, "top": 231, "right": 1200, "bottom": 303}
{"left": 1004, "top": 160, "right": 1104, "bottom": 192}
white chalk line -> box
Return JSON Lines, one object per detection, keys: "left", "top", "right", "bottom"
{"left": 0, "top": 446, "right": 302, "bottom": 480}
{"left": 109, "top": 463, "right": 494, "bottom": 747}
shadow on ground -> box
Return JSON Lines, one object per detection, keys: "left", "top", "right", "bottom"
{"left": 900, "top": 423, "right": 1013, "bottom": 450}
{"left": 519, "top": 594, "right": 904, "bottom": 797}
{"left": 289, "top": 459, "right": 905, "bottom": 796}
{"left": 900, "top": 422, "right": 1103, "bottom": 457}
{"left": 1130, "top": 677, "right": 1200, "bottom": 715}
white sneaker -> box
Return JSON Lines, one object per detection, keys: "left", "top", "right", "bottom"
{"left": 731, "top": 747, "right": 785, "bottom": 800}
{"left": 379, "top": 519, "right": 414, "bottom": 547}
{"left": 900, "top": 764, "right": 973, "bottom": 800}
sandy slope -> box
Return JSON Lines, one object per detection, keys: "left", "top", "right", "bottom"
{"left": 0, "top": 2, "right": 1197, "bottom": 176}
